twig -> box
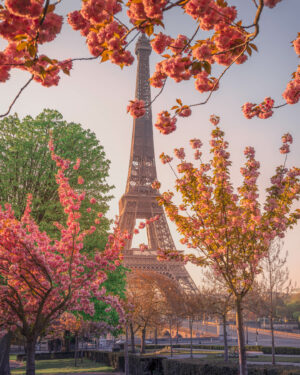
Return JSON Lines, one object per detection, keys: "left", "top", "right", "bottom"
{"left": 251, "top": 0, "right": 258, "bottom": 8}
{"left": 273, "top": 102, "right": 288, "bottom": 109}
{"left": 150, "top": 78, "right": 168, "bottom": 106}
{"left": 0, "top": 75, "right": 34, "bottom": 118}
{"left": 124, "top": 31, "right": 141, "bottom": 50}
{"left": 189, "top": 45, "right": 248, "bottom": 110}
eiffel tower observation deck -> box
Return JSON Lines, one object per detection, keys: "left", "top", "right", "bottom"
{"left": 119, "top": 34, "right": 197, "bottom": 292}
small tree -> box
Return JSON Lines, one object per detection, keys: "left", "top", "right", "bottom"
{"left": 157, "top": 117, "right": 300, "bottom": 375}
{"left": 182, "top": 291, "right": 204, "bottom": 358}
{"left": 203, "top": 273, "right": 234, "bottom": 362}
{"left": 126, "top": 271, "right": 163, "bottom": 354}
{"left": 261, "top": 240, "right": 291, "bottom": 365}
{"left": 0, "top": 140, "right": 125, "bottom": 375}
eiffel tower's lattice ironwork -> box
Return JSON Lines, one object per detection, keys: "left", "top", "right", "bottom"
{"left": 119, "top": 34, "right": 197, "bottom": 292}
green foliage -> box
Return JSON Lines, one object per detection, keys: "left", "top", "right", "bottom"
{"left": 0, "top": 109, "right": 113, "bottom": 252}
{"left": 81, "top": 266, "right": 127, "bottom": 336}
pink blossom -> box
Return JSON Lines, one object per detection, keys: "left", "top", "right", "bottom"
{"left": 194, "top": 150, "right": 202, "bottom": 160}
{"left": 293, "top": 36, "right": 300, "bottom": 55}
{"left": 209, "top": 115, "right": 220, "bottom": 125}
{"left": 282, "top": 79, "right": 300, "bottom": 105}
{"left": 139, "top": 243, "right": 148, "bottom": 252}
{"left": 127, "top": 99, "right": 146, "bottom": 118}
{"left": 159, "top": 152, "right": 173, "bottom": 164}
{"left": 281, "top": 133, "right": 293, "bottom": 144}
{"left": 151, "top": 32, "right": 172, "bottom": 54}
{"left": 77, "top": 176, "right": 84, "bottom": 185}
{"left": 279, "top": 144, "right": 290, "bottom": 154}
{"left": 73, "top": 158, "right": 81, "bottom": 170}
{"left": 174, "top": 148, "right": 185, "bottom": 159}
{"left": 195, "top": 72, "right": 219, "bottom": 93}
{"left": 190, "top": 138, "right": 202, "bottom": 149}
{"left": 90, "top": 198, "right": 96, "bottom": 204}
{"left": 264, "top": 0, "right": 282, "bottom": 8}
{"left": 178, "top": 106, "right": 192, "bottom": 117}
{"left": 151, "top": 180, "right": 161, "bottom": 189}
{"left": 155, "top": 111, "right": 177, "bottom": 135}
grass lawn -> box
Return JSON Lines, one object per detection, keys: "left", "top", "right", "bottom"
{"left": 247, "top": 356, "right": 300, "bottom": 363}
{"left": 11, "top": 358, "right": 114, "bottom": 374}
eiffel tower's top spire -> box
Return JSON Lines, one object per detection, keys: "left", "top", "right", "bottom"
{"left": 135, "top": 33, "right": 152, "bottom": 55}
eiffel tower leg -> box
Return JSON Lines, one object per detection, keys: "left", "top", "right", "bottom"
{"left": 153, "top": 213, "right": 175, "bottom": 250}
{"left": 119, "top": 211, "right": 136, "bottom": 250}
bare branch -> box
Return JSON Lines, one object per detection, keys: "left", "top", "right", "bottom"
{"left": 0, "top": 75, "right": 34, "bottom": 118}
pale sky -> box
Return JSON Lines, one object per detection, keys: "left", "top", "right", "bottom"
{"left": 0, "top": 1, "right": 299, "bottom": 286}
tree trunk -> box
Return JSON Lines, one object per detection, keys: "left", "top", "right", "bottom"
{"left": 25, "top": 337, "right": 36, "bottom": 375}
{"left": 169, "top": 319, "right": 173, "bottom": 357}
{"left": 189, "top": 318, "right": 193, "bottom": 359}
{"left": 130, "top": 323, "right": 135, "bottom": 353}
{"left": 140, "top": 328, "right": 146, "bottom": 354}
{"left": 235, "top": 296, "right": 247, "bottom": 375}
{"left": 74, "top": 334, "right": 78, "bottom": 367}
{"left": 124, "top": 324, "right": 129, "bottom": 375}
{"left": 176, "top": 320, "right": 179, "bottom": 344}
{"left": 270, "top": 313, "right": 276, "bottom": 365}
{"left": 0, "top": 331, "right": 11, "bottom": 375}
{"left": 223, "top": 314, "right": 229, "bottom": 363}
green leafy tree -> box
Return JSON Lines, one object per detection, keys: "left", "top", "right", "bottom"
{"left": 0, "top": 109, "right": 113, "bottom": 251}
{"left": 0, "top": 109, "right": 127, "bottom": 372}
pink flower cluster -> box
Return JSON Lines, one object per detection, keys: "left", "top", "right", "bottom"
{"left": 159, "top": 152, "right": 173, "bottom": 164}
{"left": 0, "top": 2, "right": 67, "bottom": 85}
{"left": 195, "top": 71, "right": 219, "bottom": 93}
{"left": 127, "top": 99, "right": 146, "bottom": 118}
{"left": 155, "top": 111, "right": 177, "bottom": 135}
{"left": 282, "top": 65, "right": 300, "bottom": 105}
{"left": 263, "top": 0, "right": 282, "bottom": 8}
{"left": 293, "top": 36, "right": 300, "bottom": 55}
{"left": 127, "top": 0, "right": 167, "bottom": 25}
{"left": 178, "top": 106, "right": 192, "bottom": 117}
{"left": 151, "top": 32, "right": 172, "bottom": 54}
{"left": 190, "top": 138, "right": 203, "bottom": 149}
{"left": 242, "top": 97, "right": 274, "bottom": 119}
{"left": 282, "top": 133, "right": 293, "bottom": 144}
{"left": 279, "top": 132, "right": 293, "bottom": 154}
{"left": 151, "top": 180, "right": 161, "bottom": 189}
{"left": 68, "top": 2, "right": 134, "bottom": 67}
{"left": 155, "top": 55, "right": 192, "bottom": 83}
{"left": 174, "top": 148, "right": 185, "bottom": 159}
{"left": 185, "top": 0, "right": 237, "bottom": 31}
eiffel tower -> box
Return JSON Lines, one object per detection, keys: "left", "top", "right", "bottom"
{"left": 119, "top": 34, "right": 197, "bottom": 292}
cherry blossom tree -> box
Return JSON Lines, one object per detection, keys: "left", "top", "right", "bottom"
{"left": 156, "top": 116, "right": 300, "bottom": 375}
{"left": 0, "top": 0, "right": 298, "bottom": 124}
{"left": 0, "top": 138, "right": 126, "bottom": 375}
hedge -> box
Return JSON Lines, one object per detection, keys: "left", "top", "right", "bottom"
{"left": 144, "top": 344, "right": 300, "bottom": 355}
{"left": 162, "top": 359, "right": 300, "bottom": 375}
{"left": 83, "top": 351, "right": 166, "bottom": 374}
{"left": 261, "top": 347, "right": 300, "bottom": 355}
{"left": 17, "top": 352, "right": 75, "bottom": 361}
